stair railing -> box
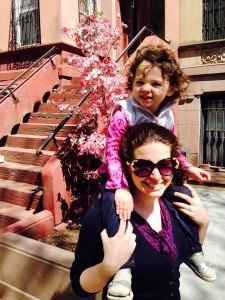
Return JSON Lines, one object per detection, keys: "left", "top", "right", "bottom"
{"left": 0, "top": 45, "right": 57, "bottom": 104}
{"left": 36, "top": 26, "right": 170, "bottom": 155}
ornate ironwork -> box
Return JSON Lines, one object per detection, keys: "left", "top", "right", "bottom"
{"left": 202, "top": 98, "right": 225, "bottom": 167}
{"left": 203, "top": 0, "right": 225, "bottom": 41}
{"left": 78, "top": 0, "right": 97, "bottom": 20}
{"left": 9, "top": 0, "right": 41, "bottom": 50}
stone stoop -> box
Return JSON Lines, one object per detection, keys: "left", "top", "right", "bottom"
{"left": 0, "top": 233, "right": 101, "bottom": 300}
{"left": 0, "top": 65, "right": 91, "bottom": 225}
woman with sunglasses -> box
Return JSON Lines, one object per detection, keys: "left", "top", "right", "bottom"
{"left": 70, "top": 122, "right": 210, "bottom": 300}
{"left": 99, "top": 44, "right": 215, "bottom": 299}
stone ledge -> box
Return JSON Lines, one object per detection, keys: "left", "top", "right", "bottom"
{"left": 0, "top": 209, "right": 54, "bottom": 240}
{"left": 0, "top": 233, "right": 100, "bottom": 300}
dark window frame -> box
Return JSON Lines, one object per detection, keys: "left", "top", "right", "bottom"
{"left": 201, "top": 94, "right": 225, "bottom": 167}
{"left": 203, "top": 0, "right": 225, "bottom": 41}
{"left": 78, "top": 0, "right": 97, "bottom": 20}
{"left": 10, "top": 0, "right": 41, "bottom": 50}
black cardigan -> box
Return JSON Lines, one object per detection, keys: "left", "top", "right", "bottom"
{"left": 70, "top": 199, "right": 190, "bottom": 300}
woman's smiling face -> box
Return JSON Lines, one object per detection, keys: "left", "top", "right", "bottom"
{"left": 130, "top": 141, "right": 173, "bottom": 200}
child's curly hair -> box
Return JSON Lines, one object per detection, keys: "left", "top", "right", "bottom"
{"left": 125, "top": 45, "right": 190, "bottom": 108}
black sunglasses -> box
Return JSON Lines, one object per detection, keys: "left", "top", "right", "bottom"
{"left": 126, "top": 158, "right": 179, "bottom": 177}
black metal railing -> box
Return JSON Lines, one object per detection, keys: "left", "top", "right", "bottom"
{"left": 36, "top": 26, "right": 170, "bottom": 155}
{"left": 0, "top": 46, "right": 57, "bottom": 104}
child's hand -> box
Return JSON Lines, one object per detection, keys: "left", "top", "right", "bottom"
{"left": 115, "top": 188, "right": 134, "bottom": 221}
{"left": 188, "top": 166, "right": 211, "bottom": 183}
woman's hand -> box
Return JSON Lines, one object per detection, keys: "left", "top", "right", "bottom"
{"left": 80, "top": 220, "right": 136, "bottom": 293}
{"left": 172, "top": 183, "right": 209, "bottom": 244}
{"left": 115, "top": 188, "right": 134, "bottom": 220}
{"left": 172, "top": 183, "right": 209, "bottom": 226}
{"left": 101, "top": 220, "right": 136, "bottom": 273}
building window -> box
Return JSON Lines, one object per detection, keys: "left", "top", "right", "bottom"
{"left": 119, "top": 0, "right": 165, "bottom": 54}
{"left": 79, "top": 0, "right": 97, "bottom": 20}
{"left": 202, "top": 95, "right": 225, "bottom": 167}
{"left": 10, "top": 0, "right": 40, "bottom": 49}
{"left": 203, "top": 0, "right": 225, "bottom": 41}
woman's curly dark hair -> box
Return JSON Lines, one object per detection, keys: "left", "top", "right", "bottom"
{"left": 125, "top": 45, "right": 190, "bottom": 108}
{"left": 119, "top": 122, "right": 189, "bottom": 189}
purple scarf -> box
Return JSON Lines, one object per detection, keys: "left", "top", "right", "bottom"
{"left": 132, "top": 199, "right": 177, "bottom": 264}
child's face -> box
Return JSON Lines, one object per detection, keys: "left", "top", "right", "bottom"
{"left": 132, "top": 60, "right": 174, "bottom": 115}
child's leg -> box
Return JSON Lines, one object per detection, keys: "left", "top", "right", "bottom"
{"left": 164, "top": 185, "right": 217, "bottom": 282}
{"left": 101, "top": 186, "right": 120, "bottom": 237}
{"left": 100, "top": 174, "right": 134, "bottom": 299}
{"left": 164, "top": 185, "right": 201, "bottom": 250}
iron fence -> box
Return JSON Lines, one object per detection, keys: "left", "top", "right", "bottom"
{"left": 202, "top": 99, "right": 225, "bottom": 167}
{"left": 203, "top": 0, "right": 225, "bottom": 41}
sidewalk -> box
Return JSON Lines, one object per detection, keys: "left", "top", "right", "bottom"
{"left": 180, "top": 184, "right": 225, "bottom": 300}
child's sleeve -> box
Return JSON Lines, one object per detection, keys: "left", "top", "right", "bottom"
{"left": 178, "top": 151, "right": 193, "bottom": 169}
{"left": 105, "top": 107, "right": 129, "bottom": 189}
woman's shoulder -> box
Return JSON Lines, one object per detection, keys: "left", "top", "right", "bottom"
{"left": 80, "top": 199, "right": 103, "bottom": 231}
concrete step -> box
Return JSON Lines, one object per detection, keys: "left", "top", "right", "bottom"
{"left": 0, "top": 82, "right": 20, "bottom": 91}
{"left": 0, "top": 78, "right": 24, "bottom": 87}
{"left": 47, "top": 89, "right": 94, "bottom": 106}
{"left": 0, "top": 201, "right": 35, "bottom": 222}
{"left": 62, "top": 83, "right": 81, "bottom": 92}
{"left": 48, "top": 91, "right": 82, "bottom": 102}
{"left": 6, "top": 134, "right": 64, "bottom": 151}
{"left": 0, "top": 68, "right": 37, "bottom": 81}
{"left": 0, "top": 179, "right": 42, "bottom": 209}
{"left": 27, "top": 112, "right": 80, "bottom": 124}
{"left": 17, "top": 123, "right": 77, "bottom": 137}
{"left": 37, "top": 102, "right": 74, "bottom": 113}
{"left": 0, "top": 162, "right": 42, "bottom": 185}
{"left": 0, "top": 233, "right": 77, "bottom": 300}
{"left": 38, "top": 99, "right": 92, "bottom": 113}
{"left": 189, "top": 167, "right": 225, "bottom": 186}
{"left": 207, "top": 168, "right": 225, "bottom": 185}
{"left": 71, "top": 76, "right": 83, "bottom": 85}
{"left": 0, "top": 146, "right": 54, "bottom": 166}
{"left": 0, "top": 202, "right": 54, "bottom": 239}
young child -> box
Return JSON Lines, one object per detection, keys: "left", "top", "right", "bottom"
{"left": 100, "top": 44, "right": 216, "bottom": 300}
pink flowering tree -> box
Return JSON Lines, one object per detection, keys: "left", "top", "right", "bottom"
{"left": 56, "top": 13, "right": 129, "bottom": 224}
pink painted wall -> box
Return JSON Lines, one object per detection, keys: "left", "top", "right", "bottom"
{"left": 42, "top": 155, "right": 71, "bottom": 225}
{"left": 165, "top": 0, "right": 180, "bottom": 49}
{"left": 0, "top": 55, "right": 60, "bottom": 139}
{"left": 164, "top": 0, "right": 180, "bottom": 134}
{"left": 0, "top": 0, "right": 11, "bottom": 53}
{"left": 40, "top": 0, "right": 79, "bottom": 46}
{"left": 115, "top": 0, "right": 129, "bottom": 66}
